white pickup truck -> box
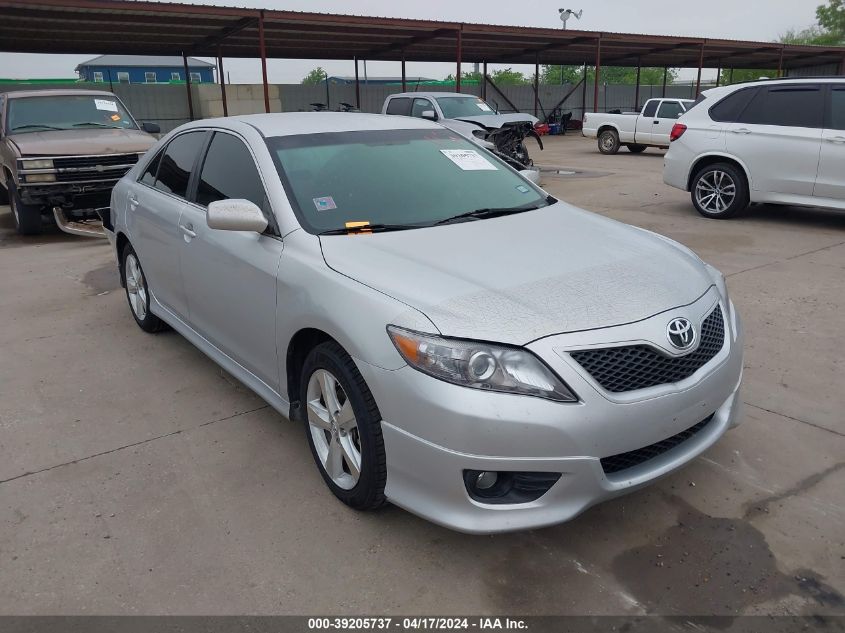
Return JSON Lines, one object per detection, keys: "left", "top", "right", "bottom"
{"left": 582, "top": 98, "right": 695, "bottom": 154}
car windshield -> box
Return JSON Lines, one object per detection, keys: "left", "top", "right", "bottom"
{"left": 435, "top": 96, "right": 497, "bottom": 118}
{"left": 267, "top": 128, "right": 548, "bottom": 234}
{"left": 7, "top": 95, "right": 137, "bottom": 134}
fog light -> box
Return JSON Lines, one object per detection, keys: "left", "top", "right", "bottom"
{"left": 24, "top": 173, "right": 56, "bottom": 183}
{"left": 475, "top": 471, "right": 498, "bottom": 490}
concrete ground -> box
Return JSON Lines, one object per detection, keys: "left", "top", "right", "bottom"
{"left": 0, "top": 134, "right": 843, "bottom": 617}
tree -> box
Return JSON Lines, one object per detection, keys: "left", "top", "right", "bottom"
{"left": 718, "top": 69, "right": 778, "bottom": 84}
{"left": 816, "top": 0, "right": 845, "bottom": 43}
{"left": 301, "top": 67, "right": 327, "bottom": 85}
{"left": 445, "top": 67, "right": 528, "bottom": 85}
{"left": 541, "top": 64, "right": 677, "bottom": 85}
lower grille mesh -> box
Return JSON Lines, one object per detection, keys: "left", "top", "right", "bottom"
{"left": 600, "top": 414, "right": 715, "bottom": 475}
{"left": 570, "top": 305, "right": 725, "bottom": 393}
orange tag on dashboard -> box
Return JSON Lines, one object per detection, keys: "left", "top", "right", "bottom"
{"left": 345, "top": 221, "right": 372, "bottom": 234}
{"left": 110, "top": 114, "right": 121, "bottom": 121}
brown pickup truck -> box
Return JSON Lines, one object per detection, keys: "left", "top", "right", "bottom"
{"left": 0, "top": 89, "right": 159, "bottom": 236}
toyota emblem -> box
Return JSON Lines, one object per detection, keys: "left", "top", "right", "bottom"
{"left": 667, "top": 317, "right": 696, "bottom": 350}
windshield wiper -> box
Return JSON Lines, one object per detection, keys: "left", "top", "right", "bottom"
{"left": 435, "top": 203, "right": 543, "bottom": 226}
{"left": 72, "top": 122, "right": 122, "bottom": 128}
{"left": 10, "top": 124, "right": 65, "bottom": 132}
{"left": 318, "top": 223, "right": 421, "bottom": 236}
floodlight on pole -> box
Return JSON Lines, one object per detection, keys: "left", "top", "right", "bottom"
{"left": 559, "top": 8, "right": 583, "bottom": 30}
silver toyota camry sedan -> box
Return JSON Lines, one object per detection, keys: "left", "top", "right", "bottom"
{"left": 105, "top": 113, "right": 743, "bottom": 533}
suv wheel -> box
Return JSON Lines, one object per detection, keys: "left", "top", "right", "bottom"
{"left": 691, "top": 163, "right": 749, "bottom": 219}
{"left": 8, "top": 180, "right": 43, "bottom": 235}
{"left": 598, "top": 129, "right": 620, "bottom": 154}
{"left": 301, "top": 341, "right": 387, "bottom": 511}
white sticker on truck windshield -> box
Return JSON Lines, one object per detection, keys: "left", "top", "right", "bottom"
{"left": 439, "top": 149, "right": 497, "bottom": 171}
{"left": 94, "top": 99, "right": 118, "bottom": 112}
{"left": 313, "top": 196, "right": 337, "bottom": 211}
{"left": 476, "top": 103, "right": 493, "bottom": 111}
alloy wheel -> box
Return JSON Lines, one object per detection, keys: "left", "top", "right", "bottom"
{"left": 306, "top": 369, "right": 362, "bottom": 490}
{"left": 125, "top": 253, "right": 148, "bottom": 320}
{"left": 695, "top": 170, "right": 736, "bottom": 214}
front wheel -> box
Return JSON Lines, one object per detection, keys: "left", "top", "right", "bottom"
{"left": 301, "top": 341, "right": 387, "bottom": 511}
{"left": 598, "top": 129, "right": 620, "bottom": 154}
{"left": 691, "top": 163, "right": 749, "bottom": 219}
{"left": 8, "top": 181, "right": 43, "bottom": 235}
{"left": 121, "top": 244, "right": 167, "bottom": 333}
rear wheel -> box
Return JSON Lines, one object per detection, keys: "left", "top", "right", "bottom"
{"left": 626, "top": 144, "right": 647, "bottom": 153}
{"left": 8, "top": 180, "right": 43, "bottom": 235}
{"left": 691, "top": 163, "right": 749, "bottom": 219}
{"left": 598, "top": 129, "right": 620, "bottom": 154}
{"left": 0, "top": 172, "right": 9, "bottom": 205}
{"left": 301, "top": 341, "right": 387, "bottom": 511}
{"left": 121, "top": 244, "right": 167, "bottom": 333}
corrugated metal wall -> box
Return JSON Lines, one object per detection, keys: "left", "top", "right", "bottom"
{"left": 786, "top": 63, "right": 840, "bottom": 77}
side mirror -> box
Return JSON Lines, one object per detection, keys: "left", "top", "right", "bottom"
{"left": 141, "top": 121, "right": 161, "bottom": 134}
{"left": 207, "top": 199, "right": 268, "bottom": 233}
{"left": 519, "top": 169, "right": 541, "bottom": 185}
{"left": 421, "top": 110, "right": 438, "bottom": 121}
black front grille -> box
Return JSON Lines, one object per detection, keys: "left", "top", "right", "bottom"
{"left": 52, "top": 154, "right": 139, "bottom": 170}
{"left": 56, "top": 168, "right": 131, "bottom": 183}
{"left": 600, "top": 414, "right": 715, "bottom": 475}
{"left": 570, "top": 305, "right": 725, "bottom": 393}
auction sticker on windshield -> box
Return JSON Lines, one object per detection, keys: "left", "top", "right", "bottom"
{"left": 94, "top": 99, "right": 118, "bottom": 112}
{"left": 440, "top": 149, "right": 496, "bottom": 171}
{"left": 476, "top": 103, "right": 493, "bottom": 111}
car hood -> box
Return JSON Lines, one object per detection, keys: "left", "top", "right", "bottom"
{"left": 320, "top": 203, "right": 713, "bottom": 345}
{"left": 450, "top": 113, "right": 539, "bottom": 128}
{"left": 8, "top": 128, "right": 157, "bottom": 157}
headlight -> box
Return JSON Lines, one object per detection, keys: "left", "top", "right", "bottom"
{"left": 703, "top": 262, "right": 729, "bottom": 302}
{"left": 24, "top": 173, "right": 56, "bottom": 183}
{"left": 22, "top": 159, "right": 54, "bottom": 170}
{"left": 387, "top": 326, "right": 577, "bottom": 402}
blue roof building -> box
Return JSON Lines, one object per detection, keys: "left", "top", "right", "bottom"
{"left": 75, "top": 55, "right": 216, "bottom": 84}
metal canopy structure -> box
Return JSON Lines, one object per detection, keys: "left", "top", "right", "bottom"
{"left": 2, "top": 0, "right": 845, "bottom": 116}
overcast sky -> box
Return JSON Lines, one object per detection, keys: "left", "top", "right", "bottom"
{"left": 0, "top": 0, "right": 821, "bottom": 84}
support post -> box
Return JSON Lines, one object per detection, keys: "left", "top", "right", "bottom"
{"left": 695, "top": 42, "right": 705, "bottom": 98}
{"left": 482, "top": 61, "right": 488, "bottom": 100}
{"left": 729, "top": 67, "right": 734, "bottom": 84}
{"left": 182, "top": 53, "right": 195, "bottom": 121}
{"left": 581, "top": 62, "right": 588, "bottom": 120}
{"left": 777, "top": 47, "right": 785, "bottom": 78}
{"left": 593, "top": 35, "right": 602, "bottom": 113}
{"left": 354, "top": 57, "right": 360, "bottom": 109}
{"left": 840, "top": 55, "right": 845, "bottom": 75}
{"left": 455, "top": 27, "right": 462, "bottom": 93}
{"left": 662, "top": 66, "right": 668, "bottom": 97}
{"left": 534, "top": 54, "right": 540, "bottom": 118}
{"left": 217, "top": 51, "right": 228, "bottom": 117}
{"left": 401, "top": 55, "right": 406, "bottom": 92}
{"left": 259, "top": 10, "right": 270, "bottom": 113}
{"left": 715, "top": 63, "right": 721, "bottom": 88}
{"left": 634, "top": 60, "right": 641, "bottom": 110}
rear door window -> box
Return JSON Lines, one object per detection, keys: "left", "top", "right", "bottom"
{"left": 738, "top": 85, "right": 824, "bottom": 128}
{"left": 709, "top": 88, "right": 758, "bottom": 122}
{"left": 154, "top": 131, "right": 207, "bottom": 198}
{"left": 642, "top": 100, "right": 659, "bottom": 117}
{"left": 829, "top": 86, "right": 845, "bottom": 131}
{"left": 386, "top": 97, "right": 412, "bottom": 116}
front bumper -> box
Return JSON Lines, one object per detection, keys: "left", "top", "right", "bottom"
{"left": 356, "top": 288, "right": 743, "bottom": 533}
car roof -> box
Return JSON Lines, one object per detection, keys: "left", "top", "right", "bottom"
{"left": 702, "top": 76, "right": 844, "bottom": 99}
{"left": 387, "top": 92, "right": 481, "bottom": 99}
{"left": 183, "top": 112, "right": 443, "bottom": 137}
{"left": 2, "top": 89, "right": 119, "bottom": 99}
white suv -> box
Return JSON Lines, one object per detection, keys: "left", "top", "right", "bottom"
{"left": 664, "top": 78, "right": 844, "bottom": 219}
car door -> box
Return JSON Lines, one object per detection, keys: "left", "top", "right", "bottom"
{"left": 650, "top": 100, "right": 686, "bottom": 145}
{"left": 177, "top": 130, "right": 283, "bottom": 388}
{"left": 725, "top": 84, "right": 824, "bottom": 196}
{"left": 128, "top": 130, "right": 208, "bottom": 320}
{"left": 633, "top": 99, "right": 659, "bottom": 144}
{"left": 814, "top": 85, "right": 845, "bottom": 201}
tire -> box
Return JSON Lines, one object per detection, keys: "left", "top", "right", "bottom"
{"left": 8, "top": 180, "right": 43, "bottom": 235}
{"left": 0, "top": 173, "right": 9, "bottom": 205}
{"left": 626, "top": 144, "right": 647, "bottom": 153}
{"left": 121, "top": 244, "right": 167, "bottom": 333}
{"left": 301, "top": 341, "right": 387, "bottom": 511}
{"left": 690, "top": 162, "right": 749, "bottom": 219}
{"left": 598, "top": 129, "right": 620, "bottom": 154}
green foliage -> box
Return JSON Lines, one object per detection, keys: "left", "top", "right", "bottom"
{"left": 446, "top": 68, "right": 529, "bottom": 85}
{"left": 301, "top": 67, "right": 327, "bottom": 85}
{"left": 816, "top": 0, "right": 845, "bottom": 41}
{"left": 541, "top": 65, "right": 677, "bottom": 85}
{"left": 718, "top": 69, "right": 778, "bottom": 84}
{"left": 781, "top": 24, "right": 842, "bottom": 45}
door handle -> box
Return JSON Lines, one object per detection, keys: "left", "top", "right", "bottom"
{"left": 179, "top": 223, "right": 196, "bottom": 238}
{"left": 826, "top": 136, "right": 845, "bottom": 144}
{"left": 653, "top": 120, "right": 660, "bottom": 125}
{"left": 732, "top": 128, "right": 752, "bottom": 135}
{"left": 128, "top": 194, "right": 139, "bottom": 209}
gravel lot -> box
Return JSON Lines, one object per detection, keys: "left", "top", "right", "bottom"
{"left": 0, "top": 133, "right": 842, "bottom": 616}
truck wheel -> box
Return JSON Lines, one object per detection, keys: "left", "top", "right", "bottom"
{"left": 0, "top": 173, "right": 8, "bottom": 205}
{"left": 598, "top": 130, "right": 620, "bottom": 155}
{"left": 691, "top": 163, "right": 749, "bottom": 219}
{"left": 121, "top": 244, "right": 167, "bottom": 333}
{"left": 8, "top": 181, "right": 43, "bottom": 235}
{"left": 626, "top": 144, "right": 647, "bottom": 153}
